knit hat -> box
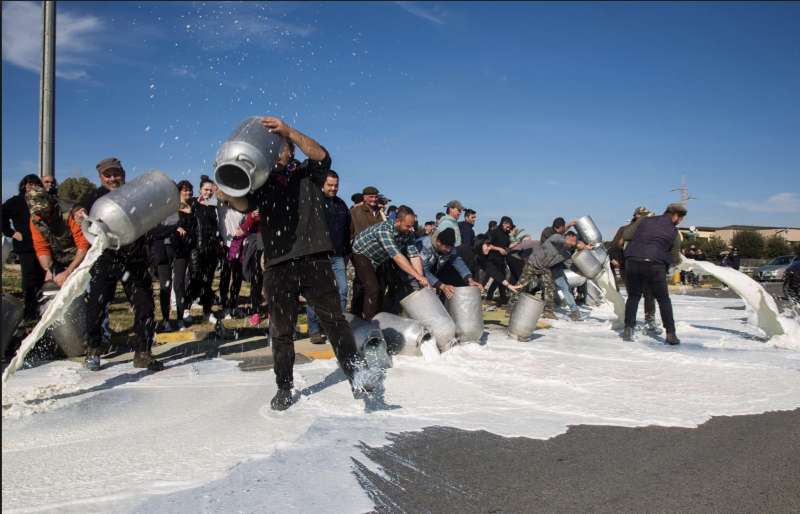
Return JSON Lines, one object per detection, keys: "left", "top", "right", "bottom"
{"left": 437, "top": 228, "right": 456, "bottom": 246}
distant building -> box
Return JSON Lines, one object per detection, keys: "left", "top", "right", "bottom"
{"left": 679, "top": 225, "right": 800, "bottom": 245}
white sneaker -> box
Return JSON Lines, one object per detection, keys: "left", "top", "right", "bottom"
{"left": 182, "top": 310, "right": 192, "bottom": 322}
{"left": 207, "top": 313, "right": 218, "bottom": 325}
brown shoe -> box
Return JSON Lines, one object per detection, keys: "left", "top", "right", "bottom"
{"left": 133, "top": 351, "right": 165, "bottom": 371}
{"left": 542, "top": 311, "right": 558, "bottom": 320}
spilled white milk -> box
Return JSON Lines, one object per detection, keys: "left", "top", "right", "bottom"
{"left": 680, "top": 258, "right": 788, "bottom": 338}
{"left": 2, "top": 231, "right": 109, "bottom": 383}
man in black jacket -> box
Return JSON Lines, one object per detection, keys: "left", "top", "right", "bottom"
{"left": 307, "top": 170, "right": 351, "bottom": 344}
{"left": 2, "top": 174, "right": 45, "bottom": 319}
{"left": 217, "top": 117, "right": 372, "bottom": 410}
{"left": 622, "top": 203, "right": 686, "bottom": 345}
{"left": 74, "top": 158, "right": 164, "bottom": 372}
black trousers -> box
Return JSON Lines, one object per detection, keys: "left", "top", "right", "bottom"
{"left": 156, "top": 263, "right": 173, "bottom": 321}
{"left": 188, "top": 250, "right": 217, "bottom": 315}
{"left": 484, "top": 257, "right": 508, "bottom": 304}
{"left": 265, "top": 254, "right": 364, "bottom": 390}
{"left": 173, "top": 257, "right": 189, "bottom": 317}
{"left": 18, "top": 252, "right": 44, "bottom": 318}
{"left": 620, "top": 260, "right": 655, "bottom": 318}
{"left": 86, "top": 253, "right": 155, "bottom": 352}
{"left": 219, "top": 251, "right": 243, "bottom": 311}
{"left": 249, "top": 250, "right": 265, "bottom": 314}
{"left": 624, "top": 259, "right": 676, "bottom": 334}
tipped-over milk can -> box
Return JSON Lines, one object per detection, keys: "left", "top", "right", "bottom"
{"left": 372, "top": 312, "right": 432, "bottom": 356}
{"left": 400, "top": 288, "right": 458, "bottom": 352}
{"left": 2, "top": 295, "right": 24, "bottom": 356}
{"left": 213, "top": 117, "right": 285, "bottom": 197}
{"left": 564, "top": 269, "right": 587, "bottom": 288}
{"left": 572, "top": 248, "right": 604, "bottom": 279}
{"left": 575, "top": 215, "right": 603, "bottom": 246}
{"left": 445, "top": 286, "right": 484, "bottom": 342}
{"left": 83, "top": 171, "right": 178, "bottom": 249}
{"left": 507, "top": 293, "right": 545, "bottom": 341}
{"left": 43, "top": 294, "right": 87, "bottom": 358}
{"left": 345, "top": 314, "right": 392, "bottom": 369}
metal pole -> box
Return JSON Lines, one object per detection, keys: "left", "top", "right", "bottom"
{"left": 39, "top": 0, "right": 56, "bottom": 179}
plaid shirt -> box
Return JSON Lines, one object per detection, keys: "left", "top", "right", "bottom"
{"left": 353, "top": 219, "right": 419, "bottom": 267}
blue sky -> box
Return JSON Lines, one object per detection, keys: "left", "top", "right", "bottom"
{"left": 3, "top": 1, "right": 799, "bottom": 237}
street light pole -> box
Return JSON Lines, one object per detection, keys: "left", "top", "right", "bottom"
{"left": 39, "top": 0, "right": 56, "bottom": 179}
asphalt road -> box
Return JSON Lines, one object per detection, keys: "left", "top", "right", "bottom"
{"left": 355, "top": 409, "right": 800, "bottom": 514}
{"left": 351, "top": 282, "right": 799, "bottom": 513}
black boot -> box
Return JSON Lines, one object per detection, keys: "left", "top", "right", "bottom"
{"left": 665, "top": 333, "right": 681, "bottom": 345}
{"left": 622, "top": 327, "right": 635, "bottom": 342}
{"left": 133, "top": 351, "right": 165, "bottom": 371}
{"left": 271, "top": 388, "right": 294, "bottom": 411}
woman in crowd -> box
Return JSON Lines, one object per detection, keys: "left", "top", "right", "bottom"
{"left": 186, "top": 176, "right": 221, "bottom": 324}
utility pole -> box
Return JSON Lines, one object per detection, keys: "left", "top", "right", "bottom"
{"left": 671, "top": 176, "right": 696, "bottom": 205}
{"left": 39, "top": 0, "right": 56, "bottom": 179}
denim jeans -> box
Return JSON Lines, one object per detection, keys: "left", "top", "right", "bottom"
{"left": 307, "top": 256, "right": 348, "bottom": 333}
{"left": 551, "top": 267, "right": 578, "bottom": 311}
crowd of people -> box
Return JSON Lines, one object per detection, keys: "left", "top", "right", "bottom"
{"left": 2, "top": 116, "right": 691, "bottom": 409}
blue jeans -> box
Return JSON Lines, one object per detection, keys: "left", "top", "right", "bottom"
{"left": 307, "top": 256, "right": 348, "bottom": 334}
{"left": 551, "top": 267, "right": 578, "bottom": 311}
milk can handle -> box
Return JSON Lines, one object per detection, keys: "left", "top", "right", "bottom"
{"left": 236, "top": 154, "right": 256, "bottom": 171}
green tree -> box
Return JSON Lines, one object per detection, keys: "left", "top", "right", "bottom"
{"left": 731, "top": 230, "right": 765, "bottom": 259}
{"left": 764, "top": 235, "right": 791, "bottom": 258}
{"left": 701, "top": 236, "right": 727, "bottom": 261}
{"left": 58, "top": 177, "right": 95, "bottom": 206}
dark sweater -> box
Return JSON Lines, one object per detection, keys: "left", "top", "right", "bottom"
{"left": 324, "top": 195, "right": 351, "bottom": 257}
{"left": 2, "top": 195, "right": 35, "bottom": 254}
{"left": 487, "top": 228, "right": 511, "bottom": 263}
{"left": 251, "top": 149, "right": 334, "bottom": 267}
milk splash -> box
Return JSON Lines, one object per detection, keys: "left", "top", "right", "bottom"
{"left": 2, "top": 231, "right": 109, "bottom": 383}
{"left": 679, "top": 258, "right": 788, "bottom": 338}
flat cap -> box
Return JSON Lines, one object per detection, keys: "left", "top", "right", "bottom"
{"left": 362, "top": 186, "right": 380, "bottom": 195}
{"left": 666, "top": 203, "right": 688, "bottom": 216}
{"left": 96, "top": 157, "right": 124, "bottom": 174}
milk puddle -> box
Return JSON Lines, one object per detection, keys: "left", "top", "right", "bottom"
{"left": 2, "top": 231, "right": 109, "bottom": 383}
{"left": 2, "top": 293, "right": 799, "bottom": 514}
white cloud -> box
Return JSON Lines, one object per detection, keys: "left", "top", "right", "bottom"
{"left": 395, "top": 2, "right": 446, "bottom": 25}
{"left": 724, "top": 192, "right": 800, "bottom": 213}
{"left": 1, "top": 1, "right": 101, "bottom": 80}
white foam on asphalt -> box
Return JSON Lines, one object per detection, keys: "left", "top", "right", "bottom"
{"left": 2, "top": 295, "right": 799, "bottom": 513}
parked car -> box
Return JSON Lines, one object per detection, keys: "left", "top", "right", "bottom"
{"left": 754, "top": 255, "right": 798, "bottom": 282}
{"left": 783, "top": 258, "right": 800, "bottom": 303}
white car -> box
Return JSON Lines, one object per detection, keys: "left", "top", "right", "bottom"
{"left": 754, "top": 255, "right": 798, "bottom": 282}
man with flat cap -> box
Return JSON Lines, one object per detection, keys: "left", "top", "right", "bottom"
{"left": 74, "top": 157, "right": 164, "bottom": 371}
{"left": 621, "top": 203, "right": 687, "bottom": 345}
{"left": 349, "top": 185, "right": 386, "bottom": 315}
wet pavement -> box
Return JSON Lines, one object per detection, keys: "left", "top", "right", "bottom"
{"left": 355, "top": 409, "right": 800, "bottom": 513}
